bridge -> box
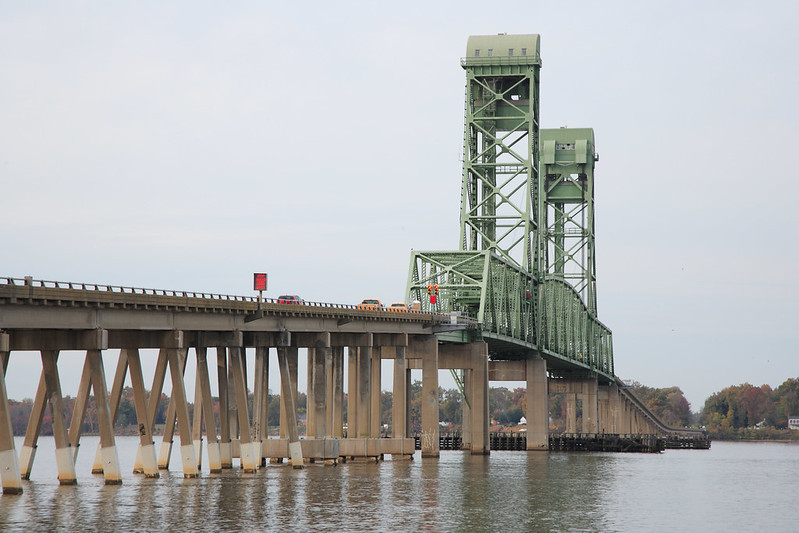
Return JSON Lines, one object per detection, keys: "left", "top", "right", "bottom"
{"left": 0, "top": 33, "right": 705, "bottom": 495}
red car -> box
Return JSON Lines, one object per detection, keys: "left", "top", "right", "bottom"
{"left": 277, "top": 295, "right": 304, "bottom": 304}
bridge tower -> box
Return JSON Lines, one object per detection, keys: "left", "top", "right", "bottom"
{"left": 541, "top": 128, "right": 599, "bottom": 313}
{"left": 459, "top": 33, "right": 542, "bottom": 273}
{"left": 407, "top": 34, "right": 613, "bottom": 379}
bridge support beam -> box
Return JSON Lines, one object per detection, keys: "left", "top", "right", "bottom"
{"left": 411, "top": 335, "right": 439, "bottom": 458}
{"left": 216, "top": 346, "right": 233, "bottom": 468}
{"left": 371, "top": 345, "right": 382, "bottom": 438}
{"left": 41, "top": 350, "right": 77, "bottom": 485}
{"left": 332, "top": 347, "right": 345, "bottom": 438}
{"left": 92, "top": 349, "right": 128, "bottom": 474}
{"left": 253, "top": 345, "right": 269, "bottom": 467}
{"left": 461, "top": 368, "right": 472, "bottom": 450}
{"left": 127, "top": 349, "right": 159, "bottom": 478}
{"left": 597, "top": 383, "right": 620, "bottom": 434}
{"left": 392, "top": 346, "right": 408, "bottom": 439}
{"left": 347, "top": 346, "right": 358, "bottom": 439}
{"left": 195, "top": 347, "right": 221, "bottom": 473}
{"left": 166, "top": 346, "right": 199, "bottom": 478}
{"left": 558, "top": 377, "right": 598, "bottom": 433}
{"left": 526, "top": 358, "right": 549, "bottom": 451}
{"left": 276, "top": 331, "right": 303, "bottom": 468}
{"left": 0, "top": 332, "right": 22, "bottom": 494}
{"left": 18, "top": 368, "right": 47, "bottom": 480}
{"left": 158, "top": 348, "right": 188, "bottom": 470}
{"left": 86, "top": 349, "right": 122, "bottom": 484}
{"left": 229, "top": 343, "right": 257, "bottom": 473}
{"left": 134, "top": 348, "right": 168, "bottom": 474}
{"left": 469, "top": 342, "right": 489, "bottom": 455}
{"left": 356, "top": 336, "right": 374, "bottom": 441}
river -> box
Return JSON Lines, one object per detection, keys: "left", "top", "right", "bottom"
{"left": 1, "top": 437, "right": 796, "bottom": 532}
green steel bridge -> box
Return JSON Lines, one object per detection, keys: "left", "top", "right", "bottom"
{"left": 407, "top": 34, "right": 613, "bottom": 384}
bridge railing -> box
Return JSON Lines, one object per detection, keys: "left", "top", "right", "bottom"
{"left": 1, "top": 276, "right": 259, "bottom": 302}
{"left": 0, "top": 276, "right": 470, "bottom": 324}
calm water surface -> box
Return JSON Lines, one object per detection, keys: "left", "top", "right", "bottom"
{"left": 1, "top": 437, "right": 796, "bottom": 532}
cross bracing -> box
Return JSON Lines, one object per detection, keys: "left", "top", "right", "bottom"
{"left": 406, "top": 34, "right": 614, "bottom": 381}
{"left": 407, "top": 250, "right": 613, "bottom": 379}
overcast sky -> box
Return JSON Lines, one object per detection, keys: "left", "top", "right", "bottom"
{"left": 2, "top": 1, "right": 797, "bottom": 411}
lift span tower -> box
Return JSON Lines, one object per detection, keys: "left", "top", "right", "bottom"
{"left": 407, "top": 33, "right": 610, "bottom": 381}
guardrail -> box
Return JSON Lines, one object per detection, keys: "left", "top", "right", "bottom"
{"left": 0, "top": 276, "right": 480, "bottom": 328}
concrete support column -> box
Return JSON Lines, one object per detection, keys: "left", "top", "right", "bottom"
{"left": 227, "top": 355, "right": 239, "bottom": 445}
{"left": 92, "top": 350, "right": 128, "bottom": 473}
{"left": 470, "top": 342, "right": 489, "bottom": 455}
{"left": 526, "top": 358, "right": 549, "bottom": 451}
{"left": 158, "top": 349, "right": 188, "bottom": 470}
{"left": 126, "top": 349, "right": 159, "bottom": 478}
{"left": 326, "top": 346, "right": 334, "bottom": 437}
{"left": 134, "top": 348, "right": 168, "bottom": 474}
{"left": 357, "top": 344, "right": 372, "bottom": 439}
{"left": 229, "top": 344, "right": 256, "bottom": 473}
{"left": 69, "top": 357, "right": 93, "bottom": 465}
{"left": 277, "top": 332, "right": 303, "bottom": 468}
{"left": 86, "top": 349, "right": 122, "bottom": 484}
{"left": 253, "top": 346, "right": 269, "bottom": 466}
{"left": 332, "top": 347, "right": 344, "bottom": 438}
{"left": 313, "top": 336, "right": 330, "bottom": 439}
{"left": 371, "top": 345, "right": 382, "bottom": 437}
{"left": 306, "top": 348, "right": 315, "bottom": 436}
{"left": 18, "top": 370, "right": 48, "bottom": 479}
{"left": 0, "top": 333, "right": 23, "bottom": 495}
{"left": 597, "top": 385, "right": 609, "bottom": 433}
{"left": 41, "top": 350, "right": 77, "bottom": 485}
{"left": 415, "top": 335, "right": 439, "bottom": 458}
{"left": 607, "top": 384, "right": 620, "bottom": 434}
{"left": 166, "top": 347, "right": 199, "bottom": 478}
{"left": 392, "top": 346, "right": 407, "bottom": 438}
{"left": 216, "top": 347, "right": 232, "bottom": 468}
{"left": 461, "top": 368, "right": 473, "bottom": 450}
{"left": 192, "top": 371, "right": 203, "bottom": 470}
{"left": 347, "top": 346, "right": 358, "bottom": 438}
{"left": 565, "top": 393, "right": 577, "bottom": 434}
{"left": 195, "top": 347, "right": 221, "bottom": 473}
{"left": 582, "top": 378, "right": 598, "bottom": 434}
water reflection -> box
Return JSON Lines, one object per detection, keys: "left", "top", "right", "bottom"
{"left": 2, "top": 438, "right": 798, "bottom": 532}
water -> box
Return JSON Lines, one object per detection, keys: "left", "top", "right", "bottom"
{"left": 1, "top": 437, "right": 797, "bottom": 532}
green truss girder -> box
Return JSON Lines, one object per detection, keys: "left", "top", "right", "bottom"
{"left": 407, "top": 250, "right": 613, "bottom": 377}
{"left": 405, "top": 35, "right": 614, "bottom": 381}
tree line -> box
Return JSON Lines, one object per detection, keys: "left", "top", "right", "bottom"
{"left": 6, "top": 382, "right": 531, "bottom": 436}
{"left": 9, "top": 378, "right": 795, "bottom": 440}
{"left": 699, "top": 378, "right": 799, "bottom": 439}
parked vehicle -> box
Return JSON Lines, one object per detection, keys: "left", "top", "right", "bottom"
{"left": 357, "top": 298, "right": 383, "bottom": 309}
{"left": 277, "top": 294, "right": 304, "bottom": 304}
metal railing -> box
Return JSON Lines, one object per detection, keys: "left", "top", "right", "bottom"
{"left": 0, "top": 276, "right": 477, "bottom": 325}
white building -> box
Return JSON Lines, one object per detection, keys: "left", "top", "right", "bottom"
{"left": 788, "top": 417, "right": 799, "bottom": 430}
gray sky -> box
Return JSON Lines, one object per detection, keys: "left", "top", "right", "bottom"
{"left": 2, "top": 1, "right": 797, "bottom": 412}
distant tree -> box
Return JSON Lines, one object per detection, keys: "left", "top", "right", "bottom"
{"left": 440, "top": 388, "right": 462, "bottom": 425}
{"left": 630, "top": 383, "right": 693, "bottom": 426}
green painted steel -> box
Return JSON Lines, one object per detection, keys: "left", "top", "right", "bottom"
{"left": 406, "top": 33, "right": 615, "bottom": 382}
{"left": 541, "top": 128, "right": 599, "bottom": 314}
{"left": 459, "top": 33, "right": 542, "bottom": 273}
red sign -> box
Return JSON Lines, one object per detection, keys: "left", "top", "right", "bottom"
{"left": 253, "top": 273, "right": 267, "bottom": 291}
{"left": 430, "top": 295, "right": 436, "bottom": 304}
